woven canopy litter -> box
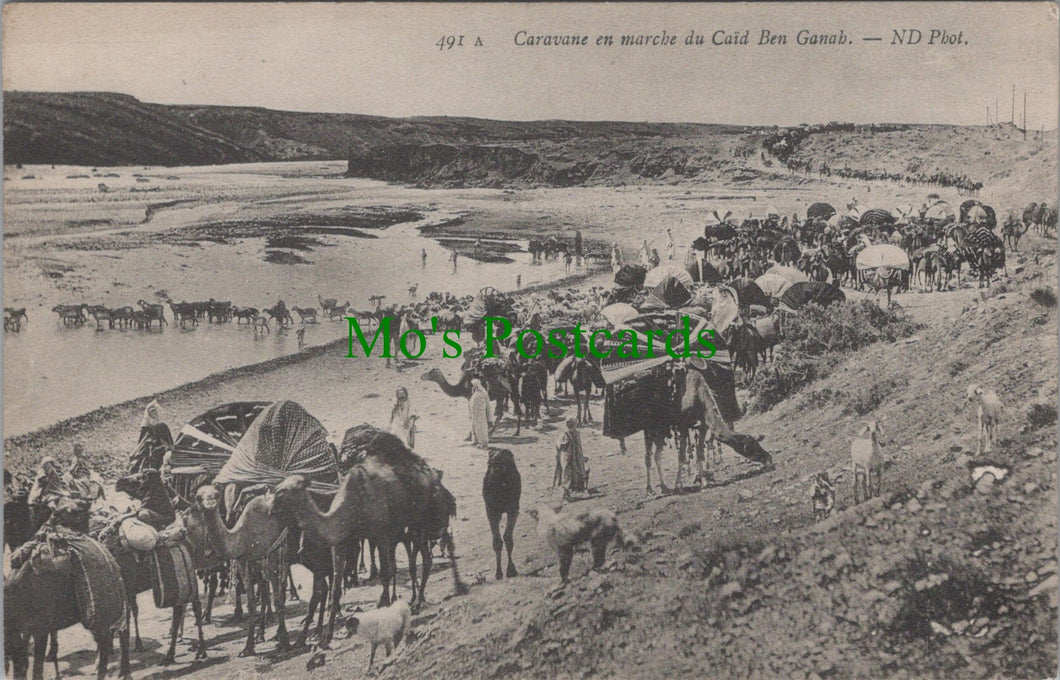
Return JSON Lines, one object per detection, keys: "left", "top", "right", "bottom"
{"left": 213, "top": 400, "right": 338, "bottom": 492}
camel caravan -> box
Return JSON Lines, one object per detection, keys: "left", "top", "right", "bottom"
{"left": 3, "top": 193, "right": 1044, "bottom": 678}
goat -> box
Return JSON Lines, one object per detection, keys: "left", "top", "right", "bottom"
{"left": 810, "top": 471, "right": 839, "bottom": 520}
{"left": 850, "top": 421, "right": 884, "bottom": 503}
{"left": 966, "top": 384, "right": 1003, "bottom": 455}
{"left": 343, "top": 599, "right": 411, "bottom": 671}
{"left": 528, "top": 504, "right": 630, "bottom": 583}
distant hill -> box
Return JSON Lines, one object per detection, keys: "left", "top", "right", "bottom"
{"left": 4, "top": 91, "right": 1056, "bottom": 198}
{"left": 4, "top": 91, "right": 260, "bottom": 166}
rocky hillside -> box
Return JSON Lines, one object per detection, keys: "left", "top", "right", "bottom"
{"left": 764, "top": 122, "right": 1059, "bottom": 201}
{"left": 382, "top": 240, "right": 1058, "bottom": 679}
{"left": 3, "top": 92, "right": 259, "bottom": 166}
{"left": 10, "top": 92, "right": 1055, "bottom": 199}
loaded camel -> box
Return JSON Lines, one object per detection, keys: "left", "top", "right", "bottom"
{"left": 560, "top": 357, "right": 605, "bottom": 424}
{"left": 111, "top": 470, "right": 209, "bottom": 664}
{"left": 642, "top": 365, "right": 773, "bottom": 495}
{"left": 5, "top": 501, "right": 133, "bottom": 680}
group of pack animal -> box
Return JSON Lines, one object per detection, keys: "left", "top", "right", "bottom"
{"left": 50, "top": 300, "right": 167, "bottom": 330}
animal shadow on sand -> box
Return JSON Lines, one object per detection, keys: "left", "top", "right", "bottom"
{"left": 490, "top": 434, "right": 539, "bottom": 445}
{"left": 135, "top": 655, "right": 228, "bottom": 679}
{"left": 702, "top": 461, "right": 775, "bottom": 489}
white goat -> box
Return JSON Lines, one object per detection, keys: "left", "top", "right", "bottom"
{"left": 850, "top": 421, "right": 884, "bottom": 503}
{"left": 966, "top": 384, "right": 1003, "bottom": 455}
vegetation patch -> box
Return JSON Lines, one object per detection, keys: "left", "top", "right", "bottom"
{"left": 1026, "top": 403, "right": 1058, "bottom": 431}
{"left": 1029, "top": 286, "right": 1057, "bottom": 308}
{"left": 264, "top": 250, "right": 311, "bottom": 265}
{"left": 749, "top": 301, "right": 922, "bottom": 412}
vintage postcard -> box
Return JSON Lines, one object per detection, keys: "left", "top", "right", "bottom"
{"left": 2, "top": 2, "right": 1057, "bottom": 678}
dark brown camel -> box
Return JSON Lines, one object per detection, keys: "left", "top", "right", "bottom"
{"left": 518, "top": 361, "right": 547, "bottom": 428}
{"left": 568, "top": 357, "right": 606, "bottom": 424}
{"left": 5, "top": 512, "right": 132, "bottom": 680}
{"left": 273, "top": 438, "right": 464, "bottom": 645}
{"left": 642, "top": 366, "right": 773, "bottom": 495}
{"left": 483, "top": 448, "right": 521, "bottom": 580}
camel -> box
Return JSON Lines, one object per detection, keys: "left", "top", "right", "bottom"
{"left": 112, "top": 471, "right": 208, "bottom": 664}
{"left": 568, "top": 357, "right": 605, "bottom": 424}
{"left": 863, "top": 266, "right": 904, "bottom": 308}
{"left": 483, "top": 448, "right": 521, "bottom": 580}
{"left": 192, "top": 485, "right": 291, "bottom": 656}
{"left": 318, "top": 294, "right": 337, "bottom": 317}
{"left": 642, "top": 366, "right": 773, "bottom": 495}
{"left": 136, "top": 300, "right": 167, "bottom": 328}
{"left": 421, "top": 365, "right": 515, "bottom": 433}
{"left": 169, "top": 302, "right": 197, "bottom": 328}
{"left": 273, "top": 442, "right": 463, "bottom": 644}
{"left": 271, "top": 467, "right": 407, "bottom": 646}
{"left": 292, "top": 306, "right": 318, "bottom": 324}
{"left": 187, "top": 492, "right": 341, "bottom": 646}
{"left": 53, "top": 303, "right": 88, "bottom": 325}
{"left": 723, "top": 322, "right": 763, "bottom": 381}
{"left": 1002, "top": 214, "right": 1029, "bottom": 251}
{"left": 4, "top": 307, "right": 29, "bottom": 326}
{"left": 233, "top": 306, "right": 258, "bottom": 324}
{"left": 264, "top": 302, "right": 293, "bottom": 327}
{"left": 328, "top": 301, "right": 351, "bottom": 320}
{"left": 518, "top": 362, "right": 546, "bottom": 427}
{"left": 5, "top": 516, "right": 132, "bottom": 680}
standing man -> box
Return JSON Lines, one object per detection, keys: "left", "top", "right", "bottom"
{"left": 421, "top": 248, "right": 428, "bottom": 268}
{"left": 666, "top": 228, "right": 675, "bottom": 260}
{"left": 574, "top": 230, "right": 584, "bottom": 268}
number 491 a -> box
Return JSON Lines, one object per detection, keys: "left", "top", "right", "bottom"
{"left": 437, "top": 35, "right": 464, "bottom": 50}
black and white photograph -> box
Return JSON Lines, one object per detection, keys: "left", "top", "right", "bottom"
{"left": 1, "top": 2, "right": 1057, "bottom": 678}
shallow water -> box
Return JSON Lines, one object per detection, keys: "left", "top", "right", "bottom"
{"left": 3, "top": 166, "right": 571, "bottom": 435}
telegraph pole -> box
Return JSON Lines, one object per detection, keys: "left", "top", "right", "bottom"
{"left": 1023, "top": 91, "right": 1028, "bottom": 139}
{"left": 1011, "top": 85, "right": 1015, "bottom": 124}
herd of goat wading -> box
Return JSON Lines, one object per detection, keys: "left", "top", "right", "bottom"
{"left": 2, "top": 194, "right": 1055, "bottom": 680}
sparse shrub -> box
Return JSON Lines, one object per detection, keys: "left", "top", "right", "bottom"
{"left": 678, "top": 522, "right": 702, "bottom": 539}
{"left": 805, "top": 388, "right": 835, "bottom": 409}
{"left": 749, "top": 301, "right": 922, "bottom": 412}
{"left": 843, "top": 377, "right": 903, "bottom": 415}
{"left": 888, "top": 554, "right": 1008, "bottom": 643}
{"left": 1029, "top": 286, "right": 1057, "bottom": 308}
{"left": 1027, "top": 403, "right": 1058, "bottom": 430}
{"left": 949, "top": 360, "right": 969, "bottom": 377}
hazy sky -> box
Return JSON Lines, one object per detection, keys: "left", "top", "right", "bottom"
{"left": 3, "top": 2, "right": 1057, "bottom": 127}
